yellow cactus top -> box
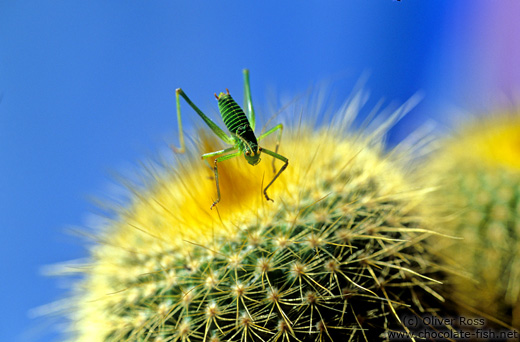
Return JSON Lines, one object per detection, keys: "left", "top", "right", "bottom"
{"left": 104, "top": 127, "right": 407, "bottom": 257}
{"left": 446, "top": 113, "right": 520, "bottom": 171}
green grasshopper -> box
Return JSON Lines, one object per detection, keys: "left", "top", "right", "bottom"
{"left": 172, "top": 69, "right": 289, "bottom": 209}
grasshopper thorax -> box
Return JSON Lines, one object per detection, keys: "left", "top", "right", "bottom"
{"left": 234, "top": 128, "right": 260, "bottom": 165}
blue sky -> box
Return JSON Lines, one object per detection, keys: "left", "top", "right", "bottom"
{"left": 1, "top": 1, "right": 518, "bottom": 341}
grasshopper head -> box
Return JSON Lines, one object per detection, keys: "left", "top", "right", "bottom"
{"left": 245, "top": 148, "right": 261, "bottom": 166}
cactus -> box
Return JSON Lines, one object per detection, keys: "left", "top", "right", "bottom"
{"left": 62, "top": 95, "right": 444, "bottom": 341}
{"left": 423, "top": 112, "right": 520, "bottom": 329}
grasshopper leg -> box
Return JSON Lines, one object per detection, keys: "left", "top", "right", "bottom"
{"left": 207, "top": 150, "right": 241, "bottom": 209}
{"left": 259, "top": 147, "right": 288, "bottom": 202}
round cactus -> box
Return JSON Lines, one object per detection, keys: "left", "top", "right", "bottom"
{"left": 62, "top": 96, "right": 444, "bottom": 341}
{"left": 423, "top": 112, "right": 520, "bottom": 329}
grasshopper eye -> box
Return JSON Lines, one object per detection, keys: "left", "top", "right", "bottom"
{"left": 246, "top": 151, "right": 251, "bottom": 156}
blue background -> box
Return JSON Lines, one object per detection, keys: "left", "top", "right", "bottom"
{"left": 1, "top": 1, "right": 519, "bottom": 341}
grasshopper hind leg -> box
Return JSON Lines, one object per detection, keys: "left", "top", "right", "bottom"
{"left": 171, "top": 89, "right": 186, "bottom": 154}
{"left": 171, "top": 88, "right": 235, "bottom": 154}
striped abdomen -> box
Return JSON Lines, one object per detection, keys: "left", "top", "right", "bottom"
{"left": 218, "top": 94, "right": 258, "bottom": 146}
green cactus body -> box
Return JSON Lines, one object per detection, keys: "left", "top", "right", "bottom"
{"left": 63, "top": 98, "right": 443, "bottom": 341}
{"left": 424, "top": 114, "right": 520, "bottom": 329}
